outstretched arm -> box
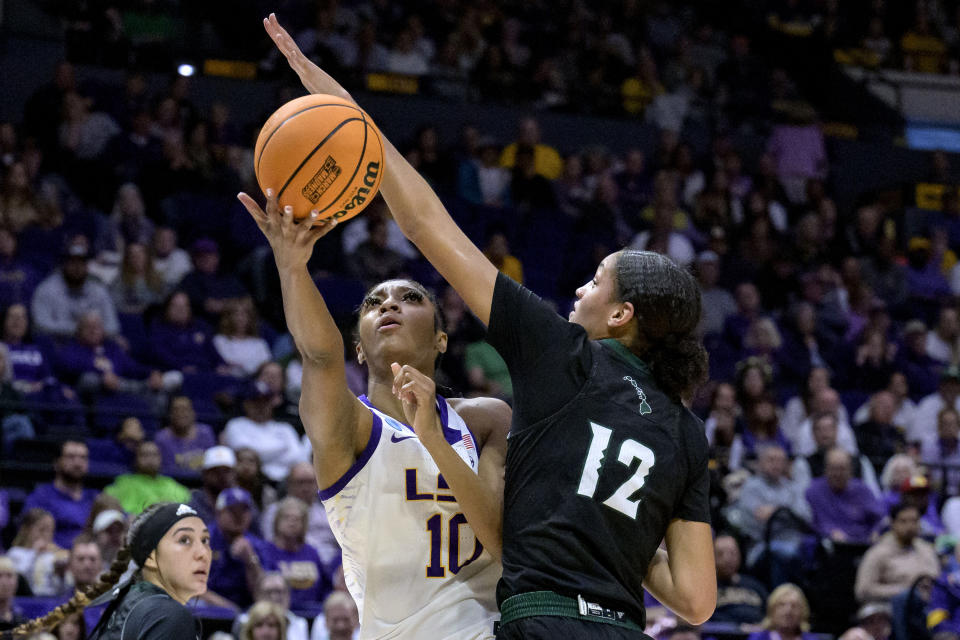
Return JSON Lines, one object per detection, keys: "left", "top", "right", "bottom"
{"left": 264, "top": 14, "right": 499, "bottom": 326}
{"left": 236, "top": 191, "right": 370, "bottom": 488}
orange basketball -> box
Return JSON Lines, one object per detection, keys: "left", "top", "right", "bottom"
{"left": 254, "top": 94, "right": 384, "bottom": 223}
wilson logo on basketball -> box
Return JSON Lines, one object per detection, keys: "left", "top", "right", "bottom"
{"left": 302, "top": 156, "right": 342, "bottom": 204}
{"left": 331, "top": 161, "right": 381, "bottom": 219}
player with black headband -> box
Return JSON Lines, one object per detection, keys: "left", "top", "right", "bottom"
{"left": 265, "top": 12, "right": 716, "bottom": 638}
{"left": 12, "top": 502, "right": 211, "bottom": 640}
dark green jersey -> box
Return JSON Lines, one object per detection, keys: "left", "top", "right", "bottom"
{"left": 487, "top": 274, "right": 711, "bottom": 625}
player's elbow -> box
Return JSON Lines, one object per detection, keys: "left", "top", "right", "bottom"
{"left": 676, "top": 588, "right": 716, "bottom": 625}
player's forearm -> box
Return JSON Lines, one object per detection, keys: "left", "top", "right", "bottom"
{"left": 277, "top": 265, "right": 343, "bottom": 364}
{"left": 642, "top": 549, "right": 715, "bottom": 625}
{"left": 421, "top": 433, "right": 503, "bottom": 560}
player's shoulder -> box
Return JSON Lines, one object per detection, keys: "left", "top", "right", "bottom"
{"left": 448, "top": 396, "right": 511, "bottom": 444}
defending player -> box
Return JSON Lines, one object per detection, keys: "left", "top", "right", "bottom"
{"left": 235, "top": 189, "right": 508, "bottom": 639}
{"left": 264, "top": 12, "right": 716, "bottom": 638}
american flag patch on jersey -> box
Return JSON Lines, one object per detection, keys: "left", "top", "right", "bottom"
{"left": 461, "top": 433, "right": 475, "bottom": 450}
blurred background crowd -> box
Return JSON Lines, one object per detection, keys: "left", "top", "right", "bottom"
{"left": 3, "top": 0, "right": 960, "bottom": 639}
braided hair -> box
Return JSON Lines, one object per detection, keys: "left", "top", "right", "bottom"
{"left": 10, "top": 503, "right": 170, "bottom": 637}
{"left": 613, "top": 250, "right": 708, "bottom": 401}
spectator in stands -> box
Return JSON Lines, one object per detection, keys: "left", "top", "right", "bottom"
{"left": 728, "top": 444, "right": 810, "bottom": 542}
{"left": 921, "top": 407, "right": 960, "bottom": 495}
{"left": 711, "top": 534, "right": 767, "bottom": 625}
{"left": 851, "top": 328, "right": 898, "bottom": 393}
{"left": 927, "top": 541, "right": 960, "bottom": 636}
{"left": 31, "top": 236, "right": 119, "bottom": 338}
{"left": 765, "top": 117, "right": 828, "bottom": 205}
{"left": 926, "top": 305, "right": 960, "bottom": 365}
{"left": 178, "top": 238, "right": 247, "bottom": 323}
{"left": 481, "top": 228, "right": 523, "bottom": 284}
{"left": 222, "top": 381, "right": 309, "bottom": 483}
{"left": 213, "top": 299, "right": 272, "bottom": 377}
{"left": 0, "top": 343, "right": 34, "bottom": 450}
{"left": 155, "top": 395, "right": 216, "bottom": 477}
{"left": 806, "top": 448, "right": 884, "bottom": 544}
{"left": 240, "top": 601, "right": 286, "bottom": 640}
{"left": 695, "top": 250, "right": 736, "bottom": 337}
{"left": 780, "top": 367, "right": 833, "bottom": 448}
{"left": 58, "top": 91, "right": 120, "bottom": 162}
{"left": 457, "top": 137, "right": 510, "bottom": 207}
{"left": 235, "top": 447, "right": 278, "bottom": 530}
{"left": 150, "top": 227, "right": 192, "bottom": 289}
{"left": 905, "top": 236, "right": 951, "bottom": 305}
{"left": 189, "top": 445, "right": 237, "bottom": 525}
{"left": 109, "top": 242, "right": 165, "bottom": 314}
{"left": 747, "top": 583, "right": 816, "bottom": 640}
{"left": 912, "top": 365, "right": 960, "bottom": 446}
{"left": 232, "top": 572, "right": 309, "bottom": 640}
{"left": 206, "top": 487, "right": 270, "bottom": 610}
{"left": 7, "top": 508, "right": 66, "bottom": 596}
{"left": 89, "top": 508, "right": 126, "bottom": 572}
{"left": 0, "top": 556, "right": 24, "bottom": 632}
{"left": 509, "top": 145, "right": 558, "bottom": 213}
{"left": 55, "top": 310, "right": 173, "bottom": 398}
{"left": 792, "top": 412, "right": 880, "bottom": 495}
{"left": 3, "top": 303, "right": 65, "bottom": 401}
{"left": 98, "top": 183, "right": 154, "bottom": 258}
{"left": 313, "top": 591, "right": 359, "bottom": 640}
{"left": 900, "top": 320, "right": 942, "bottom": 400}
{"left": 147, "top": 290, "right": 225, "bottom": 374}
{"left": 861, "top": 235, "right": 908, "bottom": 311}
{"left": 261, "top": 462, "right": 339, "bottom": 567}
{"left": 794, "top": 387, "right": 858, "bottom": 457}
{"left": 23, "top": 440, "right": 97, "bottom": 548}
{"left": 854, "top": 391, "right": 908, "bottom": 473}
{"left": 345, "top": 214, "right": 409, "bottom": 290}
{"left": 0, "top": 227, "right": 40, "bottom": 307}
{"left": 103, "top": 440, "right": 191, "bottom": 514}
{"left": 0, "top": 162, "right": 41, "bottom": 233}
{"left": 46, "top": 534, "right": 101, "bottom": 598}
{"left": 854, "top": 502, "right": 938, "bottom": 606}
{"left": 849, "top": 603, "right": 892, "bottom": 640}
{"left": 498, "top": 117, "right": 563, "bottom": 180}
{"left": 262, "top": 497, "right": 332, "bottom": 610}
{"left": 465, "top": 338, "right": 512, "bottom": 401}
{"left": 723, "top": 282, "right": 765, "bottom": 352}
{"left": 628, "top": 198, "right": 696, "bottom": 267}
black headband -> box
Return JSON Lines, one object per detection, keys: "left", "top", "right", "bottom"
{"left": 131, "top": 503, "right": 201, "bottom": 567}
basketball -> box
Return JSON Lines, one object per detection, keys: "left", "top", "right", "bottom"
{"left": 254, "top": 94, "right": 384, "bottom": 223}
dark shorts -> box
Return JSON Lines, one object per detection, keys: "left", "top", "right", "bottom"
{"left": 496, "top": 616, "right": 653, "bottom": 640}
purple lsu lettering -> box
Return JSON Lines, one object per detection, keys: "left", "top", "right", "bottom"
{"left": 404, "top": 468, "right": 457, "bottom": 502}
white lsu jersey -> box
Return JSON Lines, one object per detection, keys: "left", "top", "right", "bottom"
{"left": 319, "top": 395, "right": 501, "bottom": 640}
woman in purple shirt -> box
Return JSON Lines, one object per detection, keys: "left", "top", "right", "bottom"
{"left": 260, "top": 497, "right": 331, "bottom": 611}
{"left": 147, "top": 291, "right": 226, "bottom": 374}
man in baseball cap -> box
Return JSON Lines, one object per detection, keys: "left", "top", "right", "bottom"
{"left": 187, "top": 446, "right": 237, "bottom": 525}
{"left": 207, "top": 486, "right": 271, "bottom": 609}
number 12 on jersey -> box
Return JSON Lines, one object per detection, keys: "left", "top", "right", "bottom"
{"left": 577, "top": 422, "right": 655, "bottom": 519}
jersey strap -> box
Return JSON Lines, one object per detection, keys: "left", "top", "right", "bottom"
{"left": 318, "top": 412, "right": 383, "bottom": 500}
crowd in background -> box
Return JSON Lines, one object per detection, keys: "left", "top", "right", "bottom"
{"left": 3, "top": 1, "right": 960, "bottom": 639}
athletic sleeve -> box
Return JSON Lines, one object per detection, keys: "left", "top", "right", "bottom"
{"left": 485, "top": 272, "right": 593, "bottom": 426}
{"left": 671, "top": 414, "right": 712, "bottom": 523}
{"left": 123, "top": 598, "right": 199, "bottom": 640}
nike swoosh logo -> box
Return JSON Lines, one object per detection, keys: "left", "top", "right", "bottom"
{"left": 391, "top": 433, "right": 417, "bottom": 443}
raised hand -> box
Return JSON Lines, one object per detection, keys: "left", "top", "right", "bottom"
{"left": 263, "top": 13, "right": 355, "bottom": 102}
{"left": 237, "top": 189, "right": 337, "bottom": 272}
{"left": 391, "top": 363, "right": 443, "bottom": 444}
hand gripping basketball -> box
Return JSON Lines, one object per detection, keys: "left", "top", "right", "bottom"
{"left": 237, "top": 189, "right": 337, "bottom": 272}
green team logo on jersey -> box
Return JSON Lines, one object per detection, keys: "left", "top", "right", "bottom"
{"left": 623, "top": 376, "right": 652, "bottom": 415}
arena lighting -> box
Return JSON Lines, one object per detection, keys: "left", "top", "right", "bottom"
{"left": 177, "top": 63, "right": 196, "bottom": 77}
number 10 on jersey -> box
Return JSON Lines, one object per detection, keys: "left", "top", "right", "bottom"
{"left": 425, "top": 513, "right": 483, "bottom": 578}
{"left": 577, "top": 422, "right": 656, "bottom": 519}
